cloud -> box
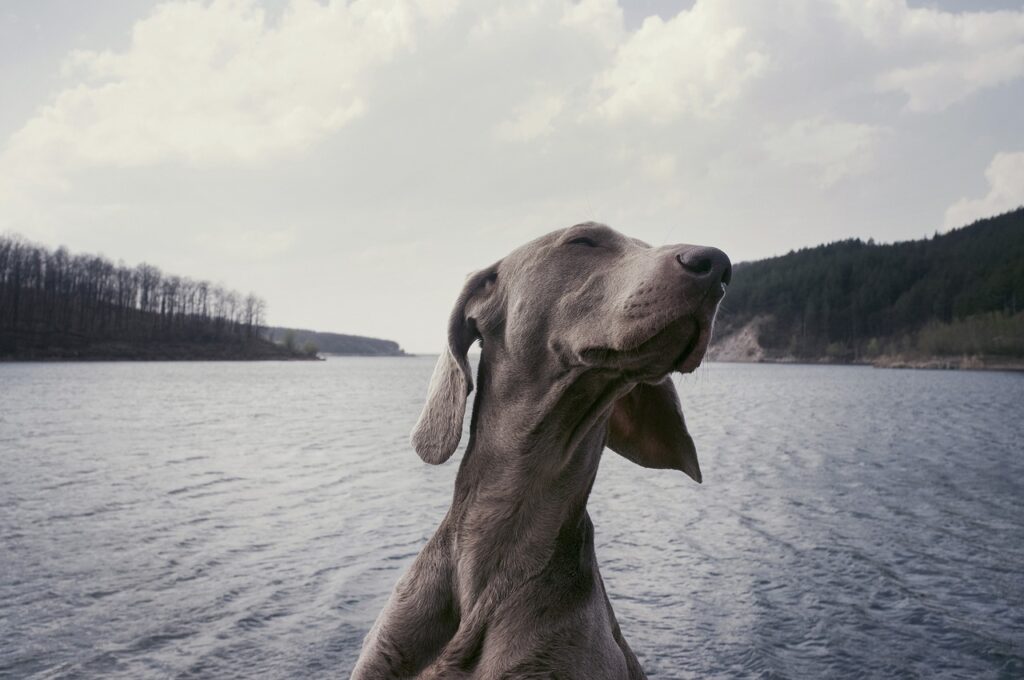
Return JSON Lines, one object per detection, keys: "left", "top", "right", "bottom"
{"left": 193, "top": 223, "right": 297, "bottom": 261}
{"left": 592, "top": 0, "right": 1024, "bottom": 123}
{"left": 560, "top": 0, "right": 624, "bottom": 49}
{"left": 494, "top": 92, "right": 565, "bottom": 142}
{"left": 594, "top": 3, "right": 769, "bottom": 122}
{"left": 944, "top": 151, "right": 1024, "bottom": 229}
{"left": 4, "top": 0, "right": 438, "bottom": 171}
{"left": 837, "top": 0, "right": 1024, "bottom": 112}
{"left": 764, "top": 117, "right": 887, "bottom": 188}
{"left": 6, "top": 0, "right": 1023, "bottom": 178}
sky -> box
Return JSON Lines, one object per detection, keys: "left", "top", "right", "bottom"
{"left": 2, "top": 0, "right": 1023, "bottom": 353}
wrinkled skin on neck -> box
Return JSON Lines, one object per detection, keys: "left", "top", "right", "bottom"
{"left": 351, "top": 223, "right": 729, "bottom": 679}
{"left": 451, "top": 342, "right": 622, "bottom": 607}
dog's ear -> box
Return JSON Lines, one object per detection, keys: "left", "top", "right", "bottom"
{"left": 411, "top": 264, "right": 498, "bottom": 464}
{"left": 607, "top": 377, "right": 702, "bottom": 483}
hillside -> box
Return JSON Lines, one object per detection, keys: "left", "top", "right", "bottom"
{"left": 0, "top": 235, "right": 314, "bottom": 361}
{"left": 709, "top": 208, "right": 1024, "bottom": 369}
{"left": 265, "top": 327, "right": 407, "bottom": 356}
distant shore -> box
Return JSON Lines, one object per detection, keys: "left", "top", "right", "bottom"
{"left": 868, "top": 355, "right": 1024, "bottom": 372}
{"left": 318, "top": 352, "right": 415, "bottom": 358}
{"left": 709, "top": 355, "right": 1024, "bottom": 372}
{"left": 0, "top": 339, "right": 320, "bottom": 362}
{"left": 264, "top": 326, "right": 408, "bottom": 357}
{"left": 707, "top": 318, "right": 1024, "bottom": 372}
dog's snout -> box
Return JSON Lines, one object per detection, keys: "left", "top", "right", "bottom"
{"left": 676, "top": 247, "right": 732, "bottom": 286}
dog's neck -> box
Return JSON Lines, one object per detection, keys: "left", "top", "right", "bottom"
{"left": 446, "top": 345, "right": 627, "bottom": 608}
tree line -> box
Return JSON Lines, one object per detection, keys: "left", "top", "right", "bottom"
{"left": 0, "top": 234, "right": 267, "bottom": 355}
{"left": 264, "top": 326, "right": 406, "bottom": 356}
{"left": 716, "top": 207, "right": 1024, "bottom": 360}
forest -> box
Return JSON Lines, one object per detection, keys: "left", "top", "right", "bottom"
{"left": 713, "top": 207, "right": 1024, "bottom": 364}
{"left": 264, "top": 326, "right": 407, "bottom": 356}
{"left": 0, "top": 235, "right": 303, "bottom": 360}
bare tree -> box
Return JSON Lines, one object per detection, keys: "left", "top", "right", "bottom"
{"left": 0, "top": 234, "right": 270, "bottom": 353}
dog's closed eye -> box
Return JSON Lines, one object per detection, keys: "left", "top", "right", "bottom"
{"left": 566, "top": 236, "right": 600, "bottom": 248}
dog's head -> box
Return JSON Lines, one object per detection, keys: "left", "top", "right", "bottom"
{"left": 411, "top": 222, "right": 730, "bottom": 483}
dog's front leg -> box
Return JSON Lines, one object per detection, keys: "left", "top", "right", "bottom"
{"left": 351, "top": 532, "right": 458, "bottom": 679}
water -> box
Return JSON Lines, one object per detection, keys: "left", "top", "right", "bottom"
{"left": 1, "top": 358, "right": 1023, "bottom": 679}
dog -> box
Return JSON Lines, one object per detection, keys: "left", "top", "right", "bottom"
{"left": 352, "top": 222, "right": 731, "bottom": 679}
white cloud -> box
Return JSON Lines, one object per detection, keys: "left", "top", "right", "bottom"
{"left": 494, "top": 92, "right": 565, "bottom": 142}
{"left": 764, "top": 117, "right": 887, "bottom": 188}
{"left": 594, "top": 3, "right": 769, "bottom": 122}
{"left": 592, "top": 0, "right": 1024, "bottom": 123}
{"left": 944, "top": 151, "right": 1024, "bottom": 229}
{"left": 7, "top": 0, "right": 1023, "bottom": 178}
{"left": 4, "top": 0, "right": 432, "bottom": 171}
{"left": 837, "top": 0, "right": 1024, "bottom": 111}
{"left": 560, "top": 0, "right": 624, "bottom": 50}
{"left": 638, "top": 152, "right": 677, "bottom": 182}
{"left": 193, "top": 223, "right": 297, "bottom": 261}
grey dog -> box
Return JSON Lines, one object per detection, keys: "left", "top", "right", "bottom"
{"left": 352, "top": 222, "right": 731, "bottom": 679}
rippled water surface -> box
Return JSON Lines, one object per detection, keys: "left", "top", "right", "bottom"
{"left": 2, "top": 358, "right": 1023, "bottom": 679}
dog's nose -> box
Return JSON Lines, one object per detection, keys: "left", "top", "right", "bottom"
{"left": 676, "top": 246, "right": 732, "bottom": 285}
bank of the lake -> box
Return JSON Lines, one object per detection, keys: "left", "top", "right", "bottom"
{"left": 709, "top": 353, "right": 1024, "bottom": 372}
{"left": 0, "top": 337, "right": 319, "bottom": 361}
{"left": 708, "top": 317, "right": 1024, "bottom": 371}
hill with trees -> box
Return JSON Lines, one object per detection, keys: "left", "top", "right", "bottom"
{"left": 264, "top": 327, "right": 407, "bottom": 356}
{"left": 0, "top": 235, "right": 311, "bottom": 361}
{"left": 709, "top": 208, "right": 1024, "bottom": 369}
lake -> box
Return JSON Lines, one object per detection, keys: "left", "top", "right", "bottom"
{"left": 2, "top": 358, "right": 1023, "bottom": 679}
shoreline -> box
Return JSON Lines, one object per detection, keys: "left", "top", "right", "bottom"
{"left": 0, "top": 350, "right": 413, "bottom": 363}
{"left": 0, "top": 340, "right": 319, "bottom": 363}
{"left": 0, "top": 355, "right": 323, "bottom": 363}
{"left": 709, "top": 356, "right": 1024, "bottom": 373}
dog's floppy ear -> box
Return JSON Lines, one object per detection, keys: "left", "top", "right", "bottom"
{"left": 607, "top": 377, "right": 702, "bottom": 483}
{"left": 411, "top": 265, "right": 497, "bottom": 464}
